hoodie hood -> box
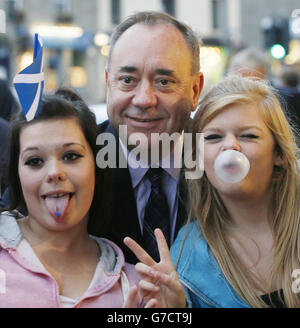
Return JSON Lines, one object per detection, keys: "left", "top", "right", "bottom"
{"left": 0, "top": 211, "right": 23, "bottom": 249}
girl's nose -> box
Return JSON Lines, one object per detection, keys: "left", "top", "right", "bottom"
{"left": 46, "top": 161, "right": 66, "bottom": 184}
{"left": 221, "top": 135, "right": 241, "bottom": 152}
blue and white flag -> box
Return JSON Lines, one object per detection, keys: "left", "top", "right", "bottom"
{"left": 14, "top": 33, "right": 44, "bottom": 121}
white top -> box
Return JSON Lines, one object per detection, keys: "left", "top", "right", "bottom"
{"left": 59, "top": 270, "right": 130, "bottom": 308}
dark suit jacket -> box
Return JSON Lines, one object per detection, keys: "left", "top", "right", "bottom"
{"left": 88, "top": 120, "right": 188, "bottom": 264}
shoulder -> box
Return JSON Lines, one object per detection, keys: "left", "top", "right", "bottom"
{"left": 171, "top": 221, "right": 209, "bottom": 272}
{"left": 171, "top": 221, "right": 204, "bottom": 255}
{"left": 170, "top": 221, "right": 251, "bottom": 308}
{"left": 90, "top": 236, "right": 141, "bottom": 285}
{"left": 97, "top": 120, "right": 119, "bottom": 143}
{"left": 98, "top": 120, "right": 118, "bottom": 135}
{"left": 98, "top": 119, "right": 110, "bottom": 133}
{"left": 171, "top": 220, "right": 225, "bottom": 281}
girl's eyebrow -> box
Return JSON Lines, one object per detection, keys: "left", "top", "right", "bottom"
{"left": 22, "top": 146, "right": 39, "bottom": 154}
{"left": 62, "top": 142, "right": 86, "bottom": 150}
{"left": 202, "top": 126, "right": 264, "bottom": 133}
{"left": 21, "top": 142, "right": 86, "bottom": 155}
{"left": 202, "top": 127, "right": 223, "bottom": 133}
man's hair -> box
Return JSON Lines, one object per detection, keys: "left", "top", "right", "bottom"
{"left": 107, "top": 11, "right": 200, "bottom": 74}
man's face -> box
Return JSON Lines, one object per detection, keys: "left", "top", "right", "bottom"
{"left": 106, "top": 23, "right": 203, "bottom": 148}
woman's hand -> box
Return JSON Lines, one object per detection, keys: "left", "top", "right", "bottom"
{"left": 124, "top": 228, "right": 186, "bottom": 308}
{"left": 122, "top": 285, "right": 157, "bottom": 308}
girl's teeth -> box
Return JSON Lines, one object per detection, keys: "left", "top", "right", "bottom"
{"left": 49, "top": 193, "right": 67, "bottom": 198}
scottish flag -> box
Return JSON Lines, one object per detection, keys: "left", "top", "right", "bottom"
{"left": 14, "top": 34, "right": 44, "bottom": 121}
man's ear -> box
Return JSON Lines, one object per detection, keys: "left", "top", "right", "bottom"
{"left": 191, "top": 72, "right": 204, "bottom": 110}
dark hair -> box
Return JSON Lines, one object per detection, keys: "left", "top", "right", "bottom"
{"left": 4, "top": 88, "right": 104, "bottom": 229}
{"left": 107, "top": 11, "right": 200, "bottom": 74}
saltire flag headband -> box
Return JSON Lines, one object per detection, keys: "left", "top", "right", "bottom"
{"left": 13, "top": 33, "right": 44, "bottom": 121}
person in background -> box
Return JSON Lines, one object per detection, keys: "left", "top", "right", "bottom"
{"left": 0, "top": 117, "right": 10, "bottom": 206}
{"left": 93, "top": 11, "right": 204, "bottom": 264}
{"left": 0, "top": 78, "right": 18, "bottom": 208}
{"left": 275, "top": 66, "right": 300, "bottom": 143}
{"left": 227, "top": 48, "right": 268, "bottom": 80}
{"left": 0, "top": 78, "right": 18, "bottom": 121}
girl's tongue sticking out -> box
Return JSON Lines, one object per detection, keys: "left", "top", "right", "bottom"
{"left": 44, "top": 193, "right": 72, "bottom": 221}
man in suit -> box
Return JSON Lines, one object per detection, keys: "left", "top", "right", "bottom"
{"left": 90, "top": 11, "right": 204, "bottom": 264}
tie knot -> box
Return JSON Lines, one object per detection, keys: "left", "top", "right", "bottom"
{"left": 146, "top": 167, "right": 164, "bottom": 189}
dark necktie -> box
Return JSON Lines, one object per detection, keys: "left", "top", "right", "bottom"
{"left": 142, "top": 167, "right": 170, "bottom": 262}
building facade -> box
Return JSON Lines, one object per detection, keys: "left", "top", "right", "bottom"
{"left": 0, "top": 0, "right": 299, "bottom": 104}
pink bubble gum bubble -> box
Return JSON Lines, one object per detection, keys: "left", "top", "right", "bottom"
{"left": 214, "top": 150, "right": 250, "bottom": 184}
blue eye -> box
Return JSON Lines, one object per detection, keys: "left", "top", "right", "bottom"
{"left": 24, "top": 157, "right": 43, "bottom": 167}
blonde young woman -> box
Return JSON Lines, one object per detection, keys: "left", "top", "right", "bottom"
{"left": 168, "top": 75, "right": 300, "bottom": 308}
{"left": 120, "top": 75, "right": 300, "bottom": 308}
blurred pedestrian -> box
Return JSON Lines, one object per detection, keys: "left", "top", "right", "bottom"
{"left": 227, "top": 47, "right": 268, "bottom": 80}
{"left": 0, "top": 117, "right": 10, "bottom": 206}
{"left": 275, "top": 66, "right": 300, "bottom": 142}
{"left": 0, "top": 78, "right": 18, "bottom": 121}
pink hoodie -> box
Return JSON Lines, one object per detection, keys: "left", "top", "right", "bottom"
{"left": 0, "top": 212, "right": 142, "bottom": 308}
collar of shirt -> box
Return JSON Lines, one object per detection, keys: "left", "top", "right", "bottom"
{"left": 119, "top": 136, "right": 183, "bottom": 188}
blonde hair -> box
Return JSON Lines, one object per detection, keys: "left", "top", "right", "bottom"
{"left": 186, "top": 75, "right": 300, "bottom": 307}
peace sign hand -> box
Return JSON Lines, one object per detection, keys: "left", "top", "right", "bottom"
{"left": 124, "top": 228, "right": 186, "bottom": 308}
{"left": 122, "top": 285, "right": 157, "bottom": 308}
